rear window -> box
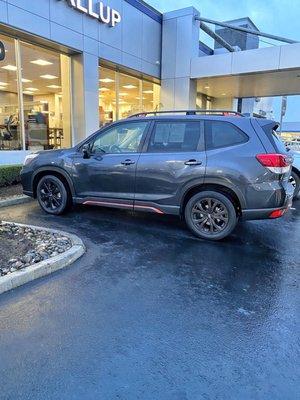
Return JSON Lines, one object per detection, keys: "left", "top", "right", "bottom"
{"left": 205, "top": 121, "right": 248, "bottom": 150}
{"left": 262, "top": 124, "right": 287, "bottom": 153}
{"left": 148, "top": 122, "right": 203, "bottom": 153}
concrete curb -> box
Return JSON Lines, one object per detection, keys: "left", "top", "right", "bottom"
{"left": 0, "top": 195, "right": 33, "bottom": 208}
{"left": 0, "top": 221, "right": 86, "bottom": 295}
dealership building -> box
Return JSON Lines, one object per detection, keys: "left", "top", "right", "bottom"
{"left": 1, "top": 0, "right": 300, "bottom": 165}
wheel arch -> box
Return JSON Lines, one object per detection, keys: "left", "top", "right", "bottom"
{"left": 32, "top": 167, "right": 75, "bottom": 199}
{"left": 292, "top": 165, "right": 300, "bottom": 177}
{"left": 180, "top": 183, "right": 243, "bottom": 217}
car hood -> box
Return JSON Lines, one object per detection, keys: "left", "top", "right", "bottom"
{"left": 33, "top": 148, "right": 74, "bottom": 159}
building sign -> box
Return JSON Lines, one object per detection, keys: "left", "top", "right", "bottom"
{"left": 0, "top": 41, "right": 5, "bottom": 61}
{"left": 58, "top": 0, "right": 121, "bottom": 27}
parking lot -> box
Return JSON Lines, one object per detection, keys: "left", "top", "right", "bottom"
{"left": 0, "top": 201, "right": 299, "bottom": 400}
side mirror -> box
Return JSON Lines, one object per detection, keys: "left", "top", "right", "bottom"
{"left": 82, "top": 144, "right": 90, "bottom": 159}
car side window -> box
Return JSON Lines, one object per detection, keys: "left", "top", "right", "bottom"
{"left": 90, "top": 122, "right": 148, "bottom": 154}
{"left": 148, "top": 122, "right": 203, "bottom": 153}
{"left": 205, "top": 121, "right": 248, "bottom": 150}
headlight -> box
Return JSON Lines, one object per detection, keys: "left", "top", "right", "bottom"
{"left": 23, "top": 153, "right": 39, "bottom": 166}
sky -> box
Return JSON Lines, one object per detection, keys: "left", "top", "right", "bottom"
{"left": 146, "top": 0, "right": 300, "bottom": 123}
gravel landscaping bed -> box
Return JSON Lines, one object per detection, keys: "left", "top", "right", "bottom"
{"left": 0, "top": 222, "right": 72, "bottom": 277}
{"left": 0, "top": 184, "right": 23, "bottom": 200}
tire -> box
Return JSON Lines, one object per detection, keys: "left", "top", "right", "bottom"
{"left": 37, "top": 175, "right": 70, "bottom": 215}
{"left": 290, "top": 170, "right": 300, "bottom": 200}
{"left": 184, "top": 190, "right": 238, "bottom": 241}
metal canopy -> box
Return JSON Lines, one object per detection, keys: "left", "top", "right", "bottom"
{"left": 196, "top": 17, "right": 298, "bottom": 45}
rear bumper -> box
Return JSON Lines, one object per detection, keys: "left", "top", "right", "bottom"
{"left": 242, "top": 190, "right": 293, "bottom": 221}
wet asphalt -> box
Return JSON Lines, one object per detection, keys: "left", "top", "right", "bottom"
{"left": 0, "top": 200, "right": 299, "bottom": 400}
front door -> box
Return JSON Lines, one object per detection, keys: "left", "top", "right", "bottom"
{"left": 135, "top": 120, "right": 206, "bottom": 214}
{"left": 72, "top": 121, "right": 149, "bottom": 209}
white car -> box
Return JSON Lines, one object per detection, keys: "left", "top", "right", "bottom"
{"left": 290, "top": 151, "right": 300, "bottom": 199}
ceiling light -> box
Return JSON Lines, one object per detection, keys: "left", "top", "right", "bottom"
{"left": 99, "top": 87, "right": 110, "bottom": 92}
{"left": 2, "top": 65, "right": 17, "bottom": 71}
{"left": 22, "top": 78, "right": 32, "bottom": 83}
{"left": 204, "top": 86, "right": 210, "bottom": 89}
{"left": 221, "top": 93, "right": 226, "bottom": 96}
{"left": 99, "top": 78, "right": 115, "bottom": 83}
{"left": 25, "top": 87, "right": 39, "bottom": 91}
{"left": 135, "top": 97, "right": 146, "bottom": 100}
{"left": 119, "top": 92, "right": 128, "bottom": 96}
{"left": 0, "top": 82, "right": 8, "bottom": 86}
{"left": 23, "top": 91, "right": 34, "bottom": 95}
{"left": 123, "top": 85, "right": 137, "bottom": 89}
{"left": 47, "top": 85, "right": 61, "bottom": 89}
{"left": 143, "top": 90, "right": 153, "bottom": 94}
{"left": 40, "top": 74, "right": 58, "bottom": 80}
{"left": 0, "top": 86, "right": 6, "bottom": 90}
{"left": 31, "top": 59, "right": 53, "bottom": 66}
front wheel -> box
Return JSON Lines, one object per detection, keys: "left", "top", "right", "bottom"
{"left": 184, "top": 191, "right": 238, "bottom": 241}
{"left": 37, "top": 175, "right": 70, "bottom": 215}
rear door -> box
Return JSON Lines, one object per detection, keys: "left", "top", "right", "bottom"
{"left": 134, "top": 120, "right": 206, "bottom": 213}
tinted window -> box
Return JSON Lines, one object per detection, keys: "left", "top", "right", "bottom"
{"left": 262, "top": 124, "right": 287, "bottom": 153}
{"left": 205, "top": 121, "right": 248, "bottom": 150}
{"left": 148, "top": 122, "right": 202, "bottom": 153}
{"left": 91, "top": 122, "right": 148, "bottom": 154}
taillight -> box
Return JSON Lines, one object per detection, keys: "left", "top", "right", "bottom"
{"left": 256, "top": 153, "right": 293, "bottom": 174}
{"left": 269, "top": 209, "right": 286, "bottom": 219}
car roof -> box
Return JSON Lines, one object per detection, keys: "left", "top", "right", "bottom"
{"left": 126, "top": 114, "right": 249, "bottom": 122}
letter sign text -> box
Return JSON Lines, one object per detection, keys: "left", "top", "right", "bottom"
{"left": 58, "top": 0, "right": 122, "bottom": 27}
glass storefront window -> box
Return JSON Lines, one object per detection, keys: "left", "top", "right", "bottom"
{"left": 119, "top": 72, "right": 141, "bottom": 119}
{"left": 0, "top": 33, "right": 71, "bottom": 152}
{"left": 99, "top": 65, "right": 161, "bottom": 127}
{"left": 142, "top": 80, "right": 160, "bottom": 113}
{"left": 0, "top": 34, "right": 22, "bottom": 150}
{"left": 20, "top": 42, "right": 71, "bottom": 151}
{"left": 99, "top": 67, "right": 117, "bottom": 125}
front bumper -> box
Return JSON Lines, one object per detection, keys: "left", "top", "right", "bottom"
{"left": 20, "top": 168, "right": 34, "bottom": 197}
{"left": 242, "top": 186, "right": 294, "bottom": 221}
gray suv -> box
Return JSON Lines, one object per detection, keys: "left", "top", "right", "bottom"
{"left": 21, "top": 110, "right": 294, "bottom": 241}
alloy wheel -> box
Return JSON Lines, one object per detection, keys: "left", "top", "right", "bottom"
{"left": 39, "top": 179, "right": 63, "bottom": 211}
{"left": 191, "top": 197, "right": 229, "bottom": 235}
{"left": 289, "top": 175, "right": 296, "bottom": 189}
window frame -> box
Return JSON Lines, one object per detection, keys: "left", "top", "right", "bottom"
{"left": 204, "top": 120, "right": 249, "bottom": 151}
{"left": 79, "top": 120, "right": 151, "bottom": 155}
{"left": 144, "top": 119, "right": 205, "bottom": 154}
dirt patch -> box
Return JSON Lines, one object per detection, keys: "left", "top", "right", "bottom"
{"left": 0, "top": 184, "right": 23, "bottom": 200}
{"left": 0, "top": 232, "right": 32, "bottom": 269}
{"left": 0, "top": 223, "right": 72, "bottom": 276}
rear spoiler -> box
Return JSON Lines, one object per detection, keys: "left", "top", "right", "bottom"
{"left": 256, "top": 119, "right": 279, "bottom": 131}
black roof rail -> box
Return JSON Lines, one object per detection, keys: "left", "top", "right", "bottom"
{"left": 127, "top": 110, "right": 244, "bottom": 118}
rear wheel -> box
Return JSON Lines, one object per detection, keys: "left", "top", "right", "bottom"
{"left": 37, "top": 175, "right": 70, "bottom": 215}
{"left": 290, "top": 170, "right": 300, "bottom": 199}
{"left": 184, "top": 190, "right": 238, "bottom": 241}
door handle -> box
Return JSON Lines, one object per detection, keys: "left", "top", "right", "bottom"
{"left": 121, "top": 159, "right": 135, "bottom": 166}
{"left": 184, "top": 159, "right": 202, "bottom": 166}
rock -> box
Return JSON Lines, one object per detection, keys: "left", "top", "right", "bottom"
{"left": 1, "top": 268, "right": 9, "bottom": 275}
{"left": 23, "top": 254, "right": 33, "bottom": 264}
{"left": 14, "top": 261, "right": 24, "bottom": 269}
